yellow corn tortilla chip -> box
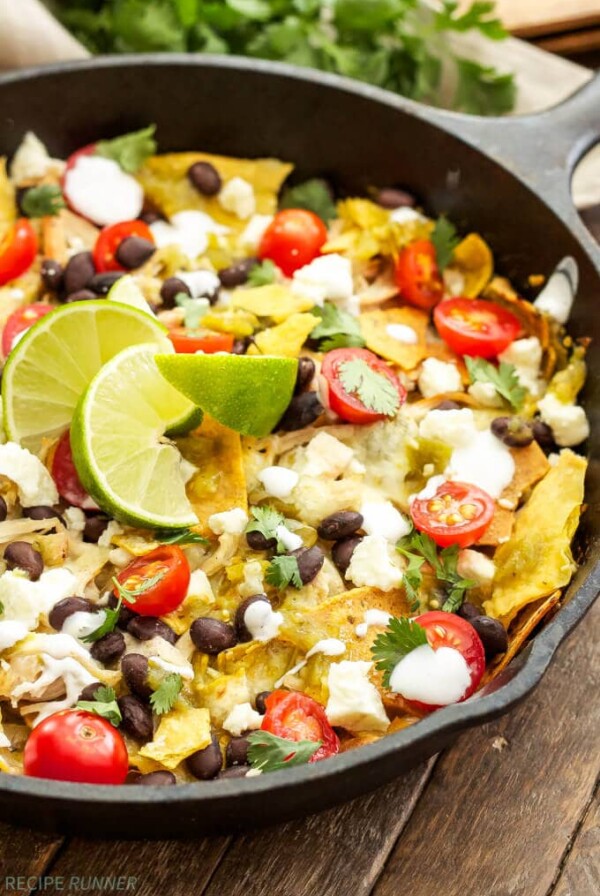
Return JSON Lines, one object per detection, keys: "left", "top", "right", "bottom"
{"left": 177, "top": 415, "right": 247, "bottom": 533}
{"left": 449, "top": 233, "right": 493, "bottom": 298}
{"left": 231, "top": 283, "right": 314, "bottom": 323}
{"left": 249, "top": 312, "right": 320, "bottom": 357}
{"left": 139, "top": 705, "right": 211, "bottom": 770}
{"left": 359, "top": 307, "right": 428, "bottom": 369}
{"left": 137, "top": 152, "right": 292, "bottom": 233}
{"left": 484, "top": 450, "right": 586, "bottom": 624}
{"left": 216, "top": 639, "right": 300, "bottom": 694}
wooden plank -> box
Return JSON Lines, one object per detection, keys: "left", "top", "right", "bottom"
{"left": 197, "top": 759, "right": 436, "bottom": 896}
{"left": 550, "top": 781, "right": 600, "bottom": 896}
{"left": 0, "top": 824, "right": 62, "bottom": 893}
{"left": 489, "top": 0, "right": 600, "bottom": 38}
{"left": 372, "top": 599, "right": 600, "bottom": 896}
{"left": 537, "top": 28, "right": 600, "bottom": 57}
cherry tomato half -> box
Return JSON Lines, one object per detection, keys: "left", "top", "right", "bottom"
{"left": 261, "top": 690, "right": 340, "bottom": 763}
{"left": 434, "top": 297, "right": 521, "bottom": 359}
{"left": 168, "top": 328, "right": 234, "bottom": 354}
{"left": 394, "top": 239, "right": 444, "bottom": 311}
{"left": 258, "top": 209, "right": 327, "bottom": 276}
{"left": 321, "top": 347, "right": 406, "bottom": 425}
{"left": 51, "top": 428, "right": 98, "bottom": 510}
{"left": 1, "top": 303, "right": 53, "bottom": 357}
{"left": 405, "top": 611, "right": 486, "bottom": 713}
{"left": 23, "top": 709, "right": 128, "bottom": 784}
{"left": 115, "top": 545, "right": 190, "bottom": 616}
{"left": 93, "top": 220, "right": 154, "bottom": 272}
{"left": 0, "top": 219, "right": 38, "bottom": 288}
{"left": 411, "top": 480, "right": 494, "bottom": 548}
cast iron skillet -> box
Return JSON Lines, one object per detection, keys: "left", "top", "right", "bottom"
{"left": 0, "top": 57, "right": 599, "bottom": 838}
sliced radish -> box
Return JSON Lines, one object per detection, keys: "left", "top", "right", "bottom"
{"left": 63, "top": 153, "right": 144, "bottom": 227}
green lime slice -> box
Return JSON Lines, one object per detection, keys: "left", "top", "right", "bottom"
{"left": 71, "top": 343, "right": 199, "bottom": 529}
{"left": 3, "top": 300, "right": 169, "bottom": 453}
{"left": 155, "top": 353, "right": 298, "bottom": 437}
{"left": 107, "top": 274, "right": 156, "bottom": 317}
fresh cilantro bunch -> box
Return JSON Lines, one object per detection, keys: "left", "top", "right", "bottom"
{"left": 47, "top": 0, "right": 515, "bottom": 115}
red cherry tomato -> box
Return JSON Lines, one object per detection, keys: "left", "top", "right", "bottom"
{"left": 411, "top": 480, "right": 494, "bottom": 548}
{"left": 51, "top": 428, "right": 98, "bottom": 510}
{"left": 168, "top": 328, "right": 234, "bottom": 354}
{"left": 321, "top": 347, "right": 406, "bottom": 425}
{"left": 0, "top": 219, "right": 38, "bottom": 287}
{"left": 115, "top": 545, "right": 190, "bottom": 616}
{"left": 404, "top": 611, "right": 486, "bottom": 713}
{"left": 93, "top": 220, "right": 154, "bottom": 272}
{"left": 394, "top": 239, "right": 444, "bottom": 310}
{"left": 23, "top": 709, "right": 128, "bottom": 784}
{"left": 1, "top": 303, "right": 53, "bottom": 357}
{"left": 258, "top": 209, "right": 327, "bottom": 276}
{"left": 261, "top": 690, "right": 340, "bottom": 762}
{"left": 433, "top": 297, "right": 522, "bottom": 359}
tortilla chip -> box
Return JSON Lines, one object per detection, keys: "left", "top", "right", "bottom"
{"left": 339, "top": 731, "right": 384, "bottom": 752}
{"left": 484, "top": 450, "right": 586, "bottom": 624}
{"left": 139, "top": 705, "right": 211, "bottom": 769}
{"left": 249, "top": 312, "right": 320, "bottom": 357}
{"left": 322, "top": 199, "right": 431, "bottom": 260}
{"left": 476, "top": 507, "right": 514, "bottom": 547}
{"left": 356, "top": 267, "right": 399, "bottom": 307}
{"left": 216, "top": 639, "right": 300, "bottom": 694}
{"left": 484, "top": 276, "right": 550, "bottom": 351}
{"left": 0, "top": 158, "right": 16, "bottom": 243}
{"left": 177, "top": 415, "right": 247, "bottom": 533}
{"left": 449, "top": 233, "right": 493, "bottom": 298}
{"left": 137, "top": 152, "right": 292, "bottom": 233}
{"left": 359, "top": 307, "right": 428, "bottom": 369}
{"left": 231, "top": 283, "right": 314, "bottom": 322}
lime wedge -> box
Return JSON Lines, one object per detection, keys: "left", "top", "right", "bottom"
{"left": 3, "top": 300, "right": 169, "bottom": 453}
{"left": 71, "top": 343, "right": 199, "bottom": 529}
{"left": 156, "top": 353, "right": 298, "bottom": 437}
{"left": 107, "top": 274, "right": 156, "bottom": 317}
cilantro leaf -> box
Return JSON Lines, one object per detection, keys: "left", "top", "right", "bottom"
{"left": 150, "top": 673, "right": 183, "bottom": 715}
{"left": 77, "top": 685, "right": 122, "bottom": 727}
{"left": 397, "top": 530, "right": 475, "bottom": 614}
{"left": 435, "top": 1, "right": 507, "bottom": 40}
{"left": 157, "top": 527, "right": 209, "bottom": 546}
{"left": 430, "top": 216, "right": 460, "bottom": 270}
{"left": 310, "top": 303, "right": 366, "bottom": 352}
{"left": 279, "top": 178, "right": 336, "bottom": 224}
{"left": 465, "top": 356, "right": 526, "bottom": 410}
{"left": 82, "top": 602, "right": 121, "bottom": 644}
{"left": 112, "top": 570, "right": 168, "bottom": 606}
{"left": 248, "top": 259, "right": 277, "bottom": 287}
{"left": 247, "top": 730, "right": 321, "bottom": 772}
{"left": 338, "top": 358, "right": 400, "bottom": 417}
{"left": 371, "top": 617, "right": 428, "bottom": 687}
{"left": 395, "top": 547, "right": 425, "bottom": 612}
{"left": 96, "top": 125, "right": 157, "bottom": 173}
{"left": 246, "top": 505, "right": 285, "bottom": 547}
{"left": 266, "top": 554, "right": 303, "bottom": 590}
{"left": 453, "top": 58, "right": 516, "bottom": 116}
{"left": 21, "top": 185, "right": 66, "bottom": 218}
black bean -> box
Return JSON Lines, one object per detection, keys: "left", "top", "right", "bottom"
{"left": 457, "top": 601, "right": 480, "bottom": 621}
{"left": 132, "top": 770, "right": 177, "bottom": 786}
{"left": 127, "top": 615, "right": 177, "bottom": 645}
{"left": 83, "top": 512, "right": 110, "bottom": 543}
{"left": 107, "top": 592, "right": 136, "bottom": 630}
{"left": 65, "top": 288, "right": 97, "bottom": 303}
{"left": 4, "top": 541, "right": 43, "bottom": 581}
{"left": 234, "top": 594, "right": 270, "bottom": 643}
{"left": 64, "top": 251, "right": 95, "bottom": 295}
{"left": 23, "top": 505, "right": 65, "bottom": 526}
{"left": 121, "top": 653, "right": 152, "bottom": 700}
{"left": 0, "top": 497, "right": 7, "bottom": 523}
{"left": 89, "top": 271, "right": 123, "bottom": 295}
{"left": 331, "top": 536, "right": 363, "bottom": 577}
{"left": 118, "top": 695, "right": 153, "bottom": 741}
{"left": 470, "top": 615, "right": 509, "bottom": 659}
{"left": 295, "top": 357, "right": 316, "bottom": 393}
{"left": 160, "top": 276, "right": 191, "bottom": 310}
{"left": 491, "top": 416, "right": 534, "bottom": 448}
{"left": 90, "top": 630, "right": 126, "bottom": 665}
{"left": 218, "top": 766, "right": 249, "bottom": 780}
{"left": 49, "top": 596, "right": 95, "bottom": 631}
{"left": 190, "top": 617, "right": 237, "bottom": 655}
{"left": 187, "top": 161, "right": 222, "bottom": 196}
{"left": 290, "top": 546, "right": 324, "bottom": 586}
{"left": 115, "top": 236, "right": 155, "bottom": 270}
{"left": 186, "top": 735, "right": 223, "bottom": 780}
{"left": 277, "top": 393, "right": 323, "bottom": 432}
{"left": 41, "top": 259, "right": 64, "bottom": 293}
{"left": 78, "top": 682, "right": 103, "bottom": 702}
{"left": 376, "top": 187, "right": 416, "bottom": 209}
{"left": 218, "top": 257, "right": 257, "bottom": 289}
{"left": 255, "top": 691, "right": 271, "bottom": 714}
{"left": 435, "top": 400, "right": 462, "bottom": 411}
{"left": 317, "top": 511, "right": 364, "bottom": 541}
{"left": 532, "top": 419, "right": 556, "bottom": 451}
{"left": 226, "top": 736, "right": 250, "bottom": 767}
{"left": 246, "top": 529, "right": 277, "bottom": 552}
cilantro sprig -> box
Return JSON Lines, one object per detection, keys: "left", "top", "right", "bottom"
{"left": 338, "top": 358, "right": 400, "bottom": 417}
{"left": 397, "top": 530, "right": 475, "bottom": 613}
{"left": 465, "top": 356, "right": 526, "bottom": 410}
{"left": 266, "top": 554, "right": 302, "bottom": 590}
{"left": 157, "top": 528, "right": 209, "bottom": 546}
{"left": 371, "top": 617, "right": 428, "bottom": 687}
{"left": 150, "top": 673, "right": 183, "bottom": 715}
{"left": 95, "top": 125, "right": 157, "bottom": 173}
{"left": 77, "top": 686, "right": 122, "bottom": 727}
{"left": 430, "top": 216, "right": 460, "bottom": 270}
{"left": 82, "top": 603, "right": 122, "bottom": 644}
{"left": 21, "top": 185, "right": 66, "bottom": 218}
{"left": 248, "top": 259, "right": 277, "bottom": 287}
{"left": 279, "top": 179, "right": 336, "bottom": 223}
{"left": 246, "top": 505, "right": 284, "bottom": 547}
{"left": 247, "top": 730, "right": 321, "bottom": 772}
{"left": 310, "top": 303, "right": 366, "bottom": 352}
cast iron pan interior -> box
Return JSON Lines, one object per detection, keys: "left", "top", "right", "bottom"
{"left": 0, "top": 57, "right": 598, "bottom": 838}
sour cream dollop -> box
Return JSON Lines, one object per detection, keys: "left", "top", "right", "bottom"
{"left": 389, "top": 644, "right": 472, "bottom": 706}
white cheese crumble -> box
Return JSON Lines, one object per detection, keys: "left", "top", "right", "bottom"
{"left": 208, "top": 507, "right": 249, "bottom": 536}
{"left": 176, "top": 269, "right": 221, "bottom": 300}
{"left": 418, "top": 358, "right": 463, "bottom": 398}
{"left": 360, "top": 500, "right": 411, "bottom": 542}
{"left": 0, "top": 441, "right": 58, "bottom": 507}
{"left": 10, "top": 132, "right": 65, "bottom": 183}
{"left": 498, "top": 337, "right": 544, "bottom": 397}
{"left": 385, "top": 323, "right": 418, "bottom": 344}
{"left": 63, "top": 507, "right": 86, "bottom": 535}
{"left": 346, "top": 535, "right": 404, "bottom": 592}
{"left": 533, "top": 257, "right": 577, "bottom": 325}
{"left": 64, "top": 155, "right": 143, "bottom": 226}
{"left": 0, "top": 621, "right": 29, "bottom": 651}
{"left": 275, "top": 524, "right": 303, "bottom": 552}
{"left": 418, "top": 408, "right": 477, "bottom": 449}
{"left": 0, "top": 568, "right": 77, "bottom": 636}
{"left": 389, "top": 207, "right": 427, "bottom": 225}
{"left": 389, "top": 644, "right": 472, "bottom": 705}
{"left": 537, "top": 394, "right": 590, "bottom": 447}
{"left": 150, "top": 210, "right": 227, "bottom": 260}
{"left": 243, "top": 600, "right": 284, "bottom": 642}
{"left": 218, "top": 177, "right": 256, "bottom": 219}
{"left": 98, "top": 520, "right": 124, "bottom": 548}
{"left": 457, "top": 549, "right": 496, "bottom": 587}
{"left": 240, "top": 214, "right": 273, "bottom": 251}
{"left": 355, "top": 609, "right": 392, "bottom": 638}
{"left": 301, "top": 431, "right": 354, "bottom": 479}
{"left": 222, "top": 702, "right": 263, "bottom": 736}
{"left": 326, "top": 661, "right": 389, "bottom": 733}
{"left": 258, "top": 466, "right": 299, "bottom": 499}
{"left": 186, "top": 569, "right": 214, "bottom": 598}
{"left": 292, "top": 254, "right": 354, "bottom": 306}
